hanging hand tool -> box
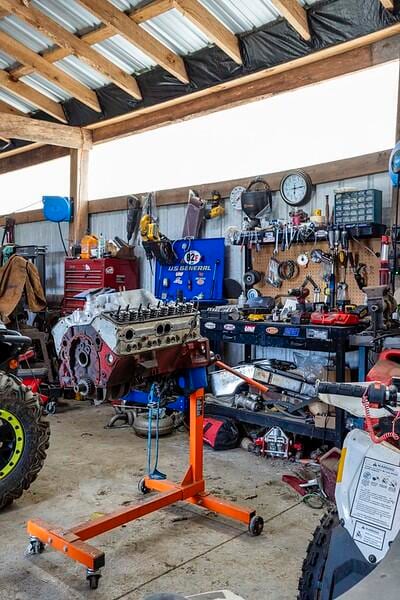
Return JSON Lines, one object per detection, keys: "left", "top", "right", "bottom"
{"left": 210, "top": 259, "right": 221, "bottom": 299}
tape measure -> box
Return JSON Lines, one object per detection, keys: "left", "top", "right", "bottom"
{"left": 247, "top": 288, "right": 261, "bottom": 301}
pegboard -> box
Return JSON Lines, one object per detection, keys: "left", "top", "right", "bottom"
{"left": 251, "top": 237, "right": 381, "bottom": 305}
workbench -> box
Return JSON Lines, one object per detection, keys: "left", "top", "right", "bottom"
{"left": 201, "top": 314, "right": 365, "bottom": 447}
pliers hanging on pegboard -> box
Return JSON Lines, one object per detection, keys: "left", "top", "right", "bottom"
{"left": 348, "top": 252, "right": 367, "bottom": 290}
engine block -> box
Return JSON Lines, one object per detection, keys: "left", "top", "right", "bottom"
{"left": 53, "top": 289, "right": 210, "bottom": 401}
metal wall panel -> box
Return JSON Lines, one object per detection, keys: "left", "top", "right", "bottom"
{"left": 14, "top": 220, "right": 68, "bottom": 302}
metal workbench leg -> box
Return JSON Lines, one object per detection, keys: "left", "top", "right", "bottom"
{"left": 335, "top": 340, "right": 346, "bottom": 447}
{"left": 358, "top": 346, "right": 368, "bottom": 381}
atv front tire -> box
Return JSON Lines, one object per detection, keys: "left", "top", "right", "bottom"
{"left": 298, "top": 509, "right": 339, "bottom": 600}
{"left": 0, "top": 374, "right": 50, "bottom": 510}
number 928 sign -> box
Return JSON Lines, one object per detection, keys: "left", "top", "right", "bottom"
{"left": 184, "top": 250, "right": 201, "bottom": 265}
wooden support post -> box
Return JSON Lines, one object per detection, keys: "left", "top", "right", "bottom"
{"left": 69, "top": 148, "right": 90, "bottom": 246}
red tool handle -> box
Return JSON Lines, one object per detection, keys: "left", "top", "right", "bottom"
{"left": 215, "top": 360, "right": 269, "bottom": 394}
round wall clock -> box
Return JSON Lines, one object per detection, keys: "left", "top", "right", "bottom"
{"left": 280, "top": 170, "right": 313, "bottom": 207}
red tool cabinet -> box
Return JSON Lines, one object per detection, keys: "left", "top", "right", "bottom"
{"left": 62, "top": 257, "right": 139, "bottom": 314}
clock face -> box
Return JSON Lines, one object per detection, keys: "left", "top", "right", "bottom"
{"left": 280, "top": 171, "right": 312, "bottom": 206}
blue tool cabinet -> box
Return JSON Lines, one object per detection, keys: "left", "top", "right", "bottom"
{"left": 155, "top": 238, "right": 225, "bottom": 303}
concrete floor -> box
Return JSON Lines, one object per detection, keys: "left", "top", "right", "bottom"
{"left": 0, "top": 403, "right": 322, "bottom": 600}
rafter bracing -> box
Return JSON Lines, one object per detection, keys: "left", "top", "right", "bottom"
{"left": 133, "top": 0, "right": 175, "bottom": 23}
{"left": 76, "top": 0, "right": 189, "bottom": 83}
{"left": 0, "top": 70, "right": 66, "bottom": 122}
{"left": 0, "top": 0, "right": 142, "bottom": 101}
{"left": 0, "top": 113, "right": 92, "bottom": 149}
{"left": 0, "top": 31, "right": 101, "bottom": 112}
{"left": 380, "top": 0, "right": 394, "bottom": 8}
{"left": 174, "top": 0, "right": 242, "bottom": 64}
{"left": 270, "top": 0, "right": 311, "bottom": 40}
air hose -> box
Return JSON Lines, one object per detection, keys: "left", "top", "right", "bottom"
{"left": 146, "top": 384, "right": 166, "bottom": 480}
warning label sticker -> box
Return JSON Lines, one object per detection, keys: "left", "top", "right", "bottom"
{"left": 350, "top": 457, "right": 400, "bottom": 530}
{"left": 353, "top": 521, "right": 385, "bottom": 550}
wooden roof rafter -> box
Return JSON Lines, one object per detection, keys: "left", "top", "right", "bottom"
{"left": 174, "top": 0, "right": 242, "bottom": 64}
{"left": 380, "top": 0, "right": 394, "bottom": 9}
{"left": 76, "top": 0, "right": 189, "bottom": 83}
{"left": 270, "top": 0, "right": 311, "bottom": 40}
{"left": 0, "top": 69, "right": 67, "bottom": 122}
{"left": 0, "top": 30, "right": 101, "bottom": 112}
{"left": 0, "top": 0, "right": 142, "bottom": 101}
{"left": 6, "top": 0, "right": 243, "bottom": 82}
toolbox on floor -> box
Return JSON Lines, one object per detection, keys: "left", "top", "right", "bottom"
{"left": 62, "top": 257, "right": 140, "bottom": 314}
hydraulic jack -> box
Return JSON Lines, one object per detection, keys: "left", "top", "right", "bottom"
{"left": 26, "top": 367, "right": 263, "bottom": 589}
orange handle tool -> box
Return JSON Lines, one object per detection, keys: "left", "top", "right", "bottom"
{"left": 215, "top": 360, "right": 269, "bottom": 395}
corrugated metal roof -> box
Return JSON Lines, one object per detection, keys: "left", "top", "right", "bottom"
{"left": 0, "top": 88, "right": 35, "bottom": 113}
{"left": 199, "top": 0, "right": 280, "bottom": 33}
{"left": 94, "top": 35, "right": 155, "bottom": 74}
{"left": 141, "top": 9, "right": 210, "bottom": 55}
{"left": 0, "top": 0, "right": 321, "bottom": 114}
{"left": 21, "top": 73, "right": 71, "bottom": 102}
{"left": 0, "top": 14, "right": 53, "bottom": 53}
{"left": 56, "top": 55, "right": 110, "bottom": 89}
{"left": 0, "top": 49, "right": 17, "bottom": 70}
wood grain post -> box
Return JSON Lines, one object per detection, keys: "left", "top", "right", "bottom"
{"left": 69, "top": 148, "right": 90, "bottom": 246}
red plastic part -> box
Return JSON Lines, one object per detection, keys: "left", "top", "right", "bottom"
{"left": 367, "top": 349, "right": 400, "bottom": 385}
{"left": 310, "top": 311, "right": 360, "bottom": 326}
{"left": 21, "top": 377, "right": 48, "bottom": 406}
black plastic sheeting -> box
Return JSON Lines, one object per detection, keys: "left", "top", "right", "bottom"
{"left": 2, "top": 0, "right": 399, "bottom": 153}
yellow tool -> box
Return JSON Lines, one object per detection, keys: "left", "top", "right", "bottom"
{"left": 139, "top": 214, "right": 160, "bottom": 242}
{"left": 248, "top": 314, "right": 265, "bottom": 322}
{"left": 205, "top": 191, "right": 224, "bottom": 220}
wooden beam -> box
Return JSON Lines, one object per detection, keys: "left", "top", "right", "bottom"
{"left": 133, "top": 0, "right": 174, "bottom": 23}
{"left": 0, "top": 0, "right": 142, "bottom": 101}
{"left": 0, "top": 31, "right": 101, "bottom": 112}
{"left": 270, "top": 0, "right": 311, "bottom": 40}
{"left": 0, "top": 145, "right": 68, "bottom": 176}
{"left": 76, "top": 0, "right": 189, "bottom": 83}
{"left": 70, "top": 148, "right": 90, "bottom": 244}
{"left": 174, "top": 0, "right": 242, "bottom": 64}
{"left": 380, "top": 0, "right": 394, "bottom": 8}
{"left": 0, "top": 99, "right": 24, "bottom": 116}
{"left": 0, "top": 70, "right": 66, "bottom": 122}
{"left": 0, "top": 114, "right": 92, "bottom": 149}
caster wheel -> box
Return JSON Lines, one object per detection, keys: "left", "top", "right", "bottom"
{"left": 25, "top": 539, "right": 45, "bottom": 556}
{"left": 87, "top": 574, "right": 101, "bottom": 590}
{"left": 248, "top": 515, "right": 264, "bottom": 537}
{"left": 45, "top": 401, "right": 57, "bottom": 415}
{"left": 138, "top": 477, "right": 150, "bottom": 495}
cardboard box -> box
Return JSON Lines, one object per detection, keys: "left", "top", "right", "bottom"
{"left": 315, "top": 415, "right": 336, "bottom": 430}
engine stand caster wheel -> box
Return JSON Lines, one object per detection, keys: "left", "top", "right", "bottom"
{"left": 138, "top": 477, "right": 150, "bottom": 495}
{"left": 248, "top": 515, "right": 264, "bottom": 536}
{"left": 86, "top": 569, "right": 102, "bottom": 590}
{"left": 25, "top": 536, "right": 45, "bottom": 556}
{"left": 45, "top": 401, "right": 57, "bottom": 415}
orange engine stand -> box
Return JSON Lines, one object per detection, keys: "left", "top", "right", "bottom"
{"left": 26, "top": 388, "right": 263, "bottom": 589}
